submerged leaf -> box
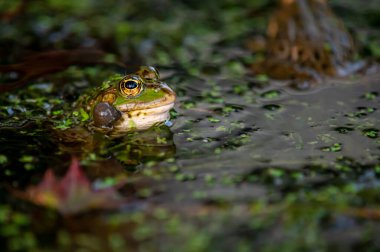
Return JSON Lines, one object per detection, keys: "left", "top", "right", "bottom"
{"left": 17, "top": 157, "right": 126, "bottom": 215}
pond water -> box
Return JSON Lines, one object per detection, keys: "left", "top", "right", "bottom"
{"left": 1, "top": 65, "right": 380, "bottom": 251}
{"left": 1, "top": 0, "right": 380, "bottom": 251}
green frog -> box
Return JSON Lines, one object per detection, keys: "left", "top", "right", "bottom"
{"left": 251, "top": 0, "right": 365, "bottom": 84}
{"left": 73, "top": 66, "right": 176, "bottom": 135}
{"left": 51, "top": 66, "right": 176, "bottom": 164}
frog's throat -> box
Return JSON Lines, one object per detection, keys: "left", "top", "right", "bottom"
{"left": 113, "top": 102, "right": 174, "bottom": 131}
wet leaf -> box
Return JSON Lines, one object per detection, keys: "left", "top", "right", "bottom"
{"left": 16, "top": 157, "right": 126, "bottom": 215}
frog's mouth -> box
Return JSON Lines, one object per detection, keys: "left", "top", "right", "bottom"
{"left": 123, "top": 102, "right": 175, "bottom": 118}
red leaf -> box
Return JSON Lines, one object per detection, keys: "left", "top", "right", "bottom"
{"left": 18, "top": 157, "right": 126, "bottom": 215}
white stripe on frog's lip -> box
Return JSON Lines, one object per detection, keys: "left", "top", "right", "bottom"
{"left": 113, "top": 102, "right": 175, "bottom": 132}
{"left": 116, "top": 84, "right": 176, "bottom": 112}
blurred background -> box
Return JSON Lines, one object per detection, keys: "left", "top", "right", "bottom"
{"left": 1, "top": 0, "right": 379, "bottom": 66}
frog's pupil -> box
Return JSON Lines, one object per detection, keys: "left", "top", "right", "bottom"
{"left": 125, "top": 81, "right": 138, "bottom": 89}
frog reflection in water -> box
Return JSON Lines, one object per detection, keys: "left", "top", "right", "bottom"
{"left": 251, "top": 0, "right": 366, "bottom": 85}
{"left": 78, "top": 66, "right": 176, "bottom": 134}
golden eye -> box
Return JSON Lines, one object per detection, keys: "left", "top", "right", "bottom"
{"left": 119, "top": 75, "right": 143, "bottom": 97}
{"left": 137, "top": 66, "right": 160, "bottom": 83}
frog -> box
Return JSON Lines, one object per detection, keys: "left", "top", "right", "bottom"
{"left": 250, "top": 0, "right": 366, "bottom": 85}
{"left": 50, "top": 66, "right": 176, "bottom": 164}
{"left": 74, "top": 66, "right": 176, "bottom": 135}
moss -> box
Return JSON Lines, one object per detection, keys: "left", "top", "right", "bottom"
{"left": 362, "top": 128, "right": 379, "bottom": 139}
{"left": 260, "top": 90, "right": 281, "bottom": 99}
{"left": 0, "top": 155, "right": 8, "bottom": 165}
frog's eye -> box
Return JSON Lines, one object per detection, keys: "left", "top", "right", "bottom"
{"left": 119, "top": 75, "right": 143, "bottom": 97}
{"left": 137, "top": 66, "right": 160, "bottom": 83}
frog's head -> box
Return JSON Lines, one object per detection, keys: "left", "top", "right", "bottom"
{"left": 90, "top": 66, "right": 176, "bottom": 132}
